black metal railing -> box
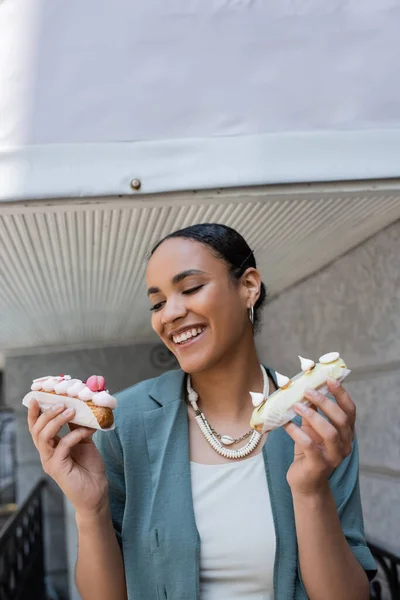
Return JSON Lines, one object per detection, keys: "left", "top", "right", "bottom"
{"left": 0, "top": 479, "right": 46, "bottom": 600}
{"left": 0, "top": 410, "right": 16, "bottom": 508}
{"left": 369, "top": 540, "right": 400, "bottom": 600}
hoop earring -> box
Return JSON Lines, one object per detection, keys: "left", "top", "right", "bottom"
{"left": 249, "top": 305, "right": 254, "bottom": 325}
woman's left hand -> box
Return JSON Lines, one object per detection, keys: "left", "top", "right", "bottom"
{"left": 283, "top": 378, "right": 356, "bottom": 497}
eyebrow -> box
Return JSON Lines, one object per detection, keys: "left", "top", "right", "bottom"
{"left": 147, "top": 269, "right": 207, "bottom": 296}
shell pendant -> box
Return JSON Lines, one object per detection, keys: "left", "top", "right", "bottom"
{"left": 220, "top": 435, "right": 235, "bottom": 446}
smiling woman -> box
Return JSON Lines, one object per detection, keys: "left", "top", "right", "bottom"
{"left": 146, "top": 224, "right": 267, "bottom": 377}
{"left": 26, "top": 223, "right": 376, "bottom": 600}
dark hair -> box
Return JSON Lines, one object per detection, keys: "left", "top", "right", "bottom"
{"left": 150, "top": 223, "right": 268, "bottom": 331}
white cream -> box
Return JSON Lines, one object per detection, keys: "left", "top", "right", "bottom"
{"left": 30, "top": 374, "right": 117, "bottom": 410}
{"left": 42, "top": 377, "right": 63, "bottom": 392}
{"left": 32, "top": 375, "right": 71, "bottom": 392}
{"left": 67, "top": 381, "right": 86, "bottom": 397}
{"left": 249, "top": 391, "right": 265, "bottom": 407}
{"left": 92, "top": 391, "right": 117, "bottom": 409}
{"left": 298, "top": 356, "right": 315, "bottom": 372}
{"left": 276, "top": 372, "right": 290, "bottom": 388}
{"left": 78, "top": 386, "right": 94, "bottom": 402}
{"left": 54, "top": 378, "right": 78, "bottom": 394}
{"left": 319, "top": 352, "right": 340, "bottom": 364}
{"left": 31, "top": 379, "right": 50, "bottom": 391}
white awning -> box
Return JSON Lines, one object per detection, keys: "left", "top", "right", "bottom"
{"left": 1, "top": 1, "right": 400, "bottom": 200}
{"left": 2, "top": 181, "right": 400, "bottom": 352}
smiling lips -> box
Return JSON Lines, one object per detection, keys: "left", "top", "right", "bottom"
{"left": 172, "top": 326, "right": 206, "bottom": 345}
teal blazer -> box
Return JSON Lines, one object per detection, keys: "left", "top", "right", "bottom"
{"left": 94, "top": 369, "right": 376, "bottom": 599}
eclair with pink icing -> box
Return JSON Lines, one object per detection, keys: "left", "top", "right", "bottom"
{"left": 23, "top": 374, "right": 117, "bottom": 429}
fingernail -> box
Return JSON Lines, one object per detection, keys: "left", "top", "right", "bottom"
{"left": 294, "top": 402, "right": 308, "bottom": 413}
{"left": 327, "top": 377, "right": 340, "bottom": 388}
{"left": 52, "top": 403, "right": 65, "bottom": 411}
{"left": 305, "top": 388, "right": 318, "bottom": 398}
{"left": 63, "top": 408, "right": 74, "bottom": 417}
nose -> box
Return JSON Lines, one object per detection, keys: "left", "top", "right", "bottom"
{"left": 161, "top": 296, "right": 187, "bottom": 325}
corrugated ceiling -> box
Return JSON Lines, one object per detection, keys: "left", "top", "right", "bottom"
{"left": 1, "top": 183, "right": 400, "bottom": 352}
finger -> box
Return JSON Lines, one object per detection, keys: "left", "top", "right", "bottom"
{"left": 327, "top": 378, "right": 356, "bottom": 429}
{"left": 284, "top": 421, "right": 321, "bottom": 459}
{"left": 304, "top": 387, "right": 353, "bottom": 450}
{"left": 305, "top": 387, "right": 353, "bottom": 434}
{"left": 27, "top": 398, "right": 41, "bottom": 432}
{"left": 37, "top": 408, "right": 76, "bottom": 462}
{"left": 294, "top": 402, "right": 347, "bottom": 464}
{"left": 30, "top": 403, "right": 67, "bottom": 446}
{"left": 54, "top": 426, "right": 96, "bottom": 464}
{"left": 38, "top": 408, "right": 76, "bottom": 451}
{"left": 299, "top": 415, "right": 324, "bottom": 444}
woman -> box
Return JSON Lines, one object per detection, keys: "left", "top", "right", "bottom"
{"left": 27, "top": 223, "right": 376, "bottom": 600}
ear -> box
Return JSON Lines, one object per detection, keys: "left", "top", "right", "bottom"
{"left": 240, "top": 268, "right": 262, "bottom": 307}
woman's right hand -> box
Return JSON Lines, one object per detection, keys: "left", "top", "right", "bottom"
{"left": 28, "top": 398, "right": 109, "bottom": 516}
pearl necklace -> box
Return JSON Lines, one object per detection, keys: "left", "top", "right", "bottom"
{"left": 186, "top": 365, "right": 269, "bottom": 460}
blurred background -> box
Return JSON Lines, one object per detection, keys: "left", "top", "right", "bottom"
{"left": 1, "top": 1, "right": 400, "bottom": 599}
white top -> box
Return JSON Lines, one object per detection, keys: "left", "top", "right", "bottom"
{"left": 190, "top": 453, "right": 276, "bottom": 600}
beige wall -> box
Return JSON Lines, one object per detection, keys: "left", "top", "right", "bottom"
{"left": 257, "top": 218, "right": 400, "bottom": 554}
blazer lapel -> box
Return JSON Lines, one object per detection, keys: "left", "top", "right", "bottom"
{"left": 143, "top": 370, "right": 200, "bottom": 599}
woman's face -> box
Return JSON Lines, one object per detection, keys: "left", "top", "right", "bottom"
{"left": 146, "top": 238, "right": 260, "bottom": 374}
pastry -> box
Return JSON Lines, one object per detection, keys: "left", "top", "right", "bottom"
{"left": 22, "top": 374, "right": 117, "bottom": 430}
{"left": 250, "top": 352, "right": 351, "bottom": 433}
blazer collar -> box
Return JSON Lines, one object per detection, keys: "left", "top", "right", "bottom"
{"left": 148, "top": 368, "right": 186, "bottom": 407}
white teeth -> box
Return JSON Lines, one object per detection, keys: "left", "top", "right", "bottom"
{"left": 173, "top": 326, "right": 205, "bottom": 344}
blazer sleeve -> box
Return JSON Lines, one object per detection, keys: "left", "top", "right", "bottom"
{"left": 329, "top": 433, "right": 377, "bottom": 581}
{"left": 94, "top": 427, "right": 126, "bottom": 551}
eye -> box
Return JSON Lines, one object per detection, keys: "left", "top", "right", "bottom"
{"left": 149, "top": 285, "right": 203, "bottom": 312}
{"left": 150, "top": 301, "right": 165, "bottom": 312}
{"left": 182, "top": 285, "right": 204, "bottom": 295}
